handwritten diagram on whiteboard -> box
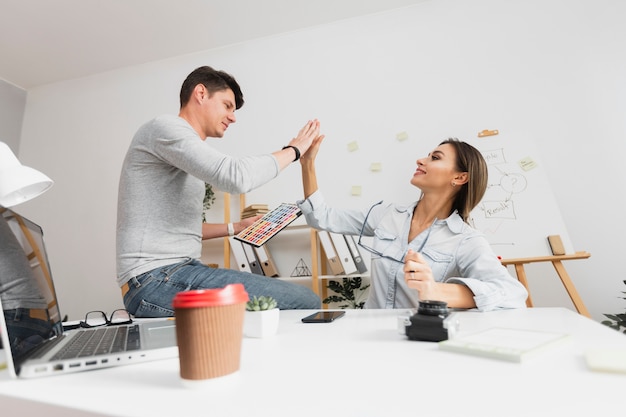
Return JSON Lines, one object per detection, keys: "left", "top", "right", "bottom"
{"left": 467, "top": 133, "right": 574, "bottom": 259}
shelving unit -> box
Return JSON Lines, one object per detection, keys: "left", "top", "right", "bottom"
{"left": 222, "top": 193, "right": 369, "bottom": 304}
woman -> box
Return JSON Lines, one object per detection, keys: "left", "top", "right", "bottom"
{"left": 297, "top": 135, "right": 528, "bottom": 310}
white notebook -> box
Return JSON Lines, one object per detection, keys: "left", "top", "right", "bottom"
{"left": 585, "top": 348, "right": 626, "bottom": 374}
{"left": 438, "top": 327, "right": 570, "bottom": 363}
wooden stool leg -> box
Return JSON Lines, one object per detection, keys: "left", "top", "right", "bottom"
{"left": 513, "top": 264, "right": 533, "bottom": 307}
{"left": 551, "top": 261, "right": 591, "bottom": 318}
{"left": 310, "top": 229, "right": 320, "bottom": 296}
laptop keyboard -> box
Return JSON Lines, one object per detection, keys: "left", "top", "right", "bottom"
{"left": 50, "top": 324, "right": 142, "bottom": 360}
{"left": 26, "top": 334, "right": 67, "bottom": 359}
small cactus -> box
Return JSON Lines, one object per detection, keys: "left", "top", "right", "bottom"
{"left": 246, "top": 295, "right": 278, "bottom": 311}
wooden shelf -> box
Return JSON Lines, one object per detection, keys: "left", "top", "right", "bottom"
{"left": 318, "top": 274, "right": 371, "bottom": 280}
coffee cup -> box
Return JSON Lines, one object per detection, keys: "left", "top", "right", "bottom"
{"left": 172, "top": 283, "right": 249, "bottom": 382}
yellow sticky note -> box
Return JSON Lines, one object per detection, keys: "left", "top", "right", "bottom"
{"left": 518, "top": 157, "right": 538, "bottom": 171}
{"left": 351, "top": 186, "right": 362, "bottom": 196}
{"left": 347, "top": 141, "right": 359, "bottom": 152}
{"left": 396, "top": 131, "right": 409, "bottom": 141}
{"left": 370, "top": 162, "right": 382, "bottom": 172}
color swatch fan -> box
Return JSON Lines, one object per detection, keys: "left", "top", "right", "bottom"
{"left": 234, "top": 203, "right": 302, "bottom": 247}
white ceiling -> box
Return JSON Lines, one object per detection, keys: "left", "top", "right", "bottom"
{"left": 0, "top": 0, "right": 429, "bottom": 90}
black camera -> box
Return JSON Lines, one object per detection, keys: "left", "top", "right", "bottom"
{"left": 405, "top": 300, "right": 457, "bottom": 342}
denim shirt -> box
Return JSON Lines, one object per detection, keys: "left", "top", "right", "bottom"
{"left": 297, "top": 190, "right": 528, "bottom": 310}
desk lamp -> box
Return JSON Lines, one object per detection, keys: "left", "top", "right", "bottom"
{"left": 0, "top": 141, "right": 53, "bottom": 207}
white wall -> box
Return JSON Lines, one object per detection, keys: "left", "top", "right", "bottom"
{"left": 0, "top": 81, "right": 26, "bottom": 153}
{"left": 14, "top": 0, "right": 626, "bottom": 322}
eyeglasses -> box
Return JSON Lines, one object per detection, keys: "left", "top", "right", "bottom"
{"left": 357, "top": 200, "right": 435, "bottom": 264}
{"left": 79, "top": 309, "right": 133, "bottom": 328}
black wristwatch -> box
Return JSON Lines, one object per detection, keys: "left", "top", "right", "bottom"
{"left": 282, "top": 145, "right": 301, "bottom": 162}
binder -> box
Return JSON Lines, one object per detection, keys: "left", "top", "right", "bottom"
{"left": 344, "top": 234, "right": 368, "bottom": 274}
{"left": 254, "top": 245, "right": 279, "bottom": 277}
{"left": 329, "top": 232, "right": 358, "bottom": 275}
{"left": 318, "top": 231, "right": 345, "bottom": 275}
{"left": 229, "top": 237, "right": 252, "bottom": 273}
{"left": 241, "top": 241, "right": 265, "bottom": 275}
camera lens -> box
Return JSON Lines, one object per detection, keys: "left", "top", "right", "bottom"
{"left": 417, "top": 300, "right": 448, "bottom": 316}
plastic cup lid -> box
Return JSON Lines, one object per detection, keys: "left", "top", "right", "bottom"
{"left": 172, "top": 283, "right": 249, "bottom": 308}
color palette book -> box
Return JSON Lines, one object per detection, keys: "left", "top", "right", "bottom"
{"left": 234, "top": 203, "right": 302, "bottom": 247}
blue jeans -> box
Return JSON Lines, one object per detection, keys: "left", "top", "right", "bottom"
{"left": 122, "top": 259, "right": 321, "bottom": 317}
{"left": 3, "top": 308, "right": 60, "bottom": 357}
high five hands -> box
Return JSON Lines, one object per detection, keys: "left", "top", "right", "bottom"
{"left": 288, "top": 119, "right": 322, "bottom": 157}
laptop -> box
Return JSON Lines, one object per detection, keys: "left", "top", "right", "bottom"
{"left": 0, "top": 207, "right": 178, "bottom": 378}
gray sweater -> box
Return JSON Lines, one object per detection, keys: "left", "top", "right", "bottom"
{"left": 116, "top": 115, "right": 279, "bottom": 284}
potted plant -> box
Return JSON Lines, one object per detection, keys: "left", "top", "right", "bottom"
{"left": 244, "top": 295, "right": 279, "bottom": 338}
{"left": 202, "top": 183, "right": 216, "bottom": 222}
{"left": 601, "top": 280, "right": 626, "bottom": 334}
{"left": 323, "top": 277, "right": 370, "bottom": 309}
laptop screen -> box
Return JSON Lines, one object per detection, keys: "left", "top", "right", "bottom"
{"left": 0, "top": 207, "right": 64, "bottom": 371}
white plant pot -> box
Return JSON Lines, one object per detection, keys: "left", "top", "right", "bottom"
{"left": 244, "top": 308, "right": 280, "bottom": 338}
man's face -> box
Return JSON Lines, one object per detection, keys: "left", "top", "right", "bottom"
{"left": 201, "top": 88, "right": 237, "bottom": 138}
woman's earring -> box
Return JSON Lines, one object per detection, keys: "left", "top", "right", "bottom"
{"left": 451, "top": 182, "right": 456, "bottom": 187}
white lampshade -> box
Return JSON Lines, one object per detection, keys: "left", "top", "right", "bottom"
{"left": 0, "top": 141, "right": 53, "bottom": 207}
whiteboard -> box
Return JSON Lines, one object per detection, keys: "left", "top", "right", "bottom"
{"left": 467, "top": 132, "right": 574, "bottom": 259}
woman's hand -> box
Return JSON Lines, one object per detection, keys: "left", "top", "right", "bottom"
{"left": 404, "top": 249, "right": 438, "bottom": 300}
{"left": 300, "top": 134, "right": 325, "bottom": 165}
{"left": 299, "top": 131, "right": 325, "bottom": 199}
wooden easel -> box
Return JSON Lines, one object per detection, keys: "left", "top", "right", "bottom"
{"left": 500, "top": 251, "right": 591, "bottom": 318}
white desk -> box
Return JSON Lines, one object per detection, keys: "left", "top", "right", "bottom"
{"left": 1, "top": 308, "right": 625, "bottom": 417}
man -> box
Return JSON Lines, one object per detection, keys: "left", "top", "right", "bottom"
{"left": 116, "top": 66, "right": 321, "bottom": 317}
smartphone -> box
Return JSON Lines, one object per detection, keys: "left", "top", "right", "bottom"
{"left": 301, "top": 311, "right": 346, "bottom": 323}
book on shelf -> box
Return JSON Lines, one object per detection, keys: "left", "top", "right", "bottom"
{"left": 243, "top": 204, "right": 269, "bottom": 210}
{"left": 241, "top": 204, "right": 270, "bottom": 219}
{"left": 329, "top": 232, "right": 358, "bottom": 275}
{"left": 241, "top": 209, "right": 270, "bottom": 219}
{"left": 317, "top": 231, "right": 345, "bottom": 275}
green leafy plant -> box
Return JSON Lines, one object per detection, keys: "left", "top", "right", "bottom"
{"left": 202, "top": 183, "right": 216, "bottom": 222}
{"left": 323, "top": 277, "right": 370, "bottom": 309}
{"left": 246, "top": 295, "right": 278, "bottom": 311}
{"left": 601, "top": 280, "right": 626, "bottom": 334}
